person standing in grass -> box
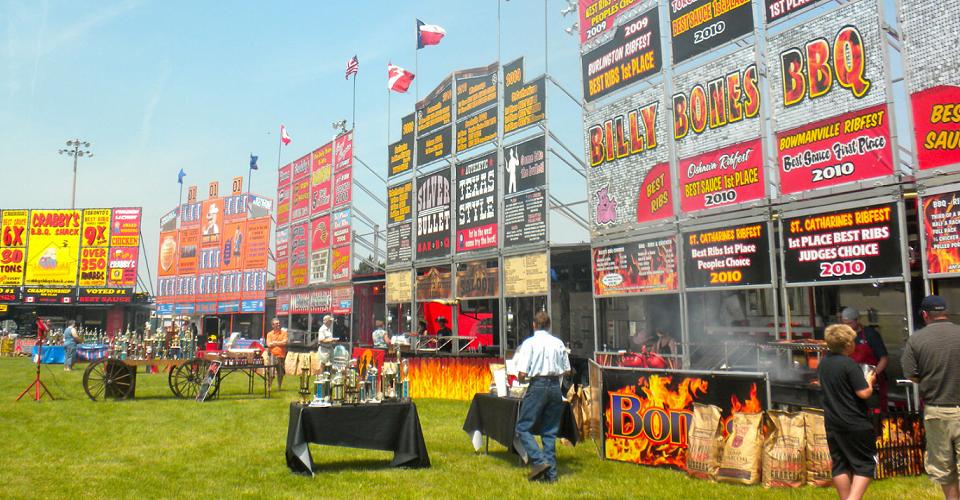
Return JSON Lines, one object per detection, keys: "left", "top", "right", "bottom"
{"left": 902, "top": 295, "right": 960, "bottom": 500}
{"left": 63, "top": 320, "right": 80, "bottom": 371}
{"left": 514, "top": 311, "right": 570, "bottom": 483}
{"left": 265, "top": 318, "right": 287, "bottom": 388}
{"left": 818, "top": 323, "right": 877, "bottom": 500}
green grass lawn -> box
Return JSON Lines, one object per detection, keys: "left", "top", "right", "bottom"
{"left": 0, "top": 357, "right": 939, "bottom": 499}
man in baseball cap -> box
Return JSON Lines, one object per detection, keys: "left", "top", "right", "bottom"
{"left": 839, "top": 306, "right": 889, "bottom": 410}
{"left": 904, "top": 295, "right": 960, "bottom": 497}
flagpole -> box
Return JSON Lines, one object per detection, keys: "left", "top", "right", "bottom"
{"left": 415, "top": 19, "right": 420, "bottom": 102}
{"left": 352, "top": 73, "right": 357, "bottom": 131}
{"left": 247, "top": 165, "right": 253, "bottom": 197}
{"left": 276, "top": 140, "right": 282, "bottom": 172}
{"left": 178, "top": 180, "right": 184, "bottom": 226}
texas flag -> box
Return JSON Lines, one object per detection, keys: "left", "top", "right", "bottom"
{"left": 280, "top": 124, "right": 292, "bottom": 145}
{"left": 417, "top": 19, "right": 446, "bottom": 49}
{"left": 388, "top": 64, "right": 415, "bottom": 93}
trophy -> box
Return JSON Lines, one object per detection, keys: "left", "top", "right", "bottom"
{"left": 345, "top": 360, "right": 360, "bottom": 405}
{"left": 400, "top": 359, "right": 410, "bottom": 401}
{"left": 331, "top": 371, "right": 345, "bottom": 405}
{"left": 365, "top": 365, "right": 379, "bottom": 403}
{"left": 298, "top": 366, "right": 311, "bottom": 405}
{"left": 381, "top": 362, "right": 398, "bottom": 400}
{"left": 314, "top": 370, "right": 331, "bottom": 405}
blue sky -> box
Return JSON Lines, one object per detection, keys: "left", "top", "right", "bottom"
{"left": 0, "top": 0, "right": 589, "bottom": 292}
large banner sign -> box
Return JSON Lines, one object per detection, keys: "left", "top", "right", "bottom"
{"left": 504, "top": 135, "right": 547, "bottom": 195}
{"left": 290, "top": 153, "right": 312, "bottom": 222}
{"left": 769, "top": 0, "right": 891, "bottom": 192}
{"left": 592, "top": 236, "right": 678, "bottom": 296}
{"left": 417, "top": 125, "right": 453, "bottom": 166}
{"left": 416, "top": 168, "right": 452, "bottom": 259}
{"left": 110, "top": 208, "right": 141, "bottom": 247}
{"left": 388, "top": 181, "right": 413, "bottom": 225}
{"left": 387, "top": 181, "right": 414, "bottom": 266}
{"left": 311, "top": 142, "right": 333, "bottom": 215}
{"left": 277, "top": 163, "right": 292, "bottom": 226}
{"left": 0, "top": 210, "right": 28, "bottom": 286}
{"left": 585, "top": 86, "right": 671, "bottom": 233}
{"left": 601, "top": 367, "right": 768, "bottom": 468}
{"left": 275, "top": 226, "right": 289, "bottom": 289}
{"left": 503, "top": 58, "right": 546, "bottom": 135}
{"left": 332, "top": 165, "right": 353, "bottom": 209}
{"left": 683, "top": 222, "right": 771, "bottom": 289}
{"left": 922, "top": 191, "right": 960, "bottom": 276}
{"left": 504, "top": 252, "right": 549, "bottom": 297}
{"left": 669, "top": 0, "right": 755, "bottom": 64}
{"left": 456, "top": 260, "right": 499, "bottom": 299}
{"left": 309, "top": 214, "right": 330, "bottom": 285}
{"left": 673, "top": 49, "right": 764, "bottom": 212}
{"left": 455, "top": 63, "right": 498, "bottom": 119}
{"left": 24, "top": 210, "right": 82, "bottom": 286}
{"left": 456, "top": 107, "right": 498, "bottom": 153}
{"left": 388, "top": 113, "right": 416, "bottom": 178}
{"left": 765, "top": 0, "right": 826, "bottom": 23}
{"left": 289, "top": 221, "right": 309, "bottom": 287}
{"left": 504, "top": 189, "right": 547, "bottom": 247}
{"left": 577, "top": 0, "right": 646, "bottom": 45}
{"left": 783, "top": 203, "right": 901, "bottom": 284}
{"left": 901, "top": 1, "right": 960, "bottom": 171}
{"left": 334, "top": 131, "right": 354, "bottom": 173}
{"left": 417, "top": 78, "right": 453, "bottom": 138}
{"left": 331, "top": 245, "right": 351, "bottom": 283}
{"left": 455, "top": 152, "right": 498, "bottom": 252}
{"left": 108, "top": 246, "right": 138, "bottom": 287}
{"left": 331, "top": 208, "right": 351, "bottom": 247}
{"left": 387, "top": 223, "right": 413, "bottom": 265}
{"left": 581, "top": 7, "right": 662, "bottom": 103}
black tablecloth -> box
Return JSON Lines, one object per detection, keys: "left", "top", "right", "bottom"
{"left": 461, "top": 393, "right": 579, "bottom": 454}
{"left": 285, "top": 401, "right": 431, "bottom": 475}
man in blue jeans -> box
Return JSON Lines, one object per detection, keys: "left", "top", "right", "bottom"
{"left": 514, "top": 311, "right": 570, "bottom": 483}
{"left": 62, "top": 320, "right": 80, "bottom": 371}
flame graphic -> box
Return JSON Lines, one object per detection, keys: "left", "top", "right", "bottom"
{"left": 603, "top": 375, "right": 709, "bottom": 469}
{"left": 730, "top": 384, "right": 762, "bottom": 414}
{"left": 407, "top": 357, "right": 496, "bottom": 400}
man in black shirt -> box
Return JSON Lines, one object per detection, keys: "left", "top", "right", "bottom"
{"left": 902, "top": 295, "right": 960, "bottom": 499}
{"left": 436, "top": 316, "right": 452, "bottom": 353}
{"left": 840, "top": 307, "right": 889, "bottom": 409}
{"left": 819, "top": 323, "right": 876, "bottom": 500}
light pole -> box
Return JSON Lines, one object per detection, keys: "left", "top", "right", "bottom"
{"left": 58, "top": 139, "right": 93, "bottom": 209}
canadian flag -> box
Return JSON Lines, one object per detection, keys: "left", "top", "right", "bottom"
{"left": 417, "top": 19, "right": 446, "bottom": 48}
{"left": 388, "top": 64, "right": 415, "bottom": 93}
{"left": 280, "top": 124, "right": 292, "bottom": 145}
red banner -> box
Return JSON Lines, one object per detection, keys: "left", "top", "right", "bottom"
{"left": 291, "top": 153, "right": 312, "bottom": 222}
{"left": 244, "top": 217, "right": 270, "bottom": 270}
{"left": 0, "top": 210, "right": 28, "bottom": 286}
{"left": 637, "top": 162, "right": 673, "bottom": 224}
{"left": 679, "top": 138, "right": 764, "bottom": 213}
{"left": 593, "top": 237, "right": 678, "bottom": 296}
{"left": 290, "top": 221, "right": 309, "bottom": 288}
{"left": 277, "top": 164, "right": 292, "bottom": 226}
{"left": 912, "top": 85, "right": 960, "bottom": 171}
{"left": 108, "top": 246, "right": 138, "bottom": 287}
{"left": 332, "top": 208, "right": 351, "bottom": 247}
{"left": 334, "top": 131, "right": 354, "bottom": 173}
{"left": 109, "top": 207, "right": 141, "bottom": 248}
{"left": 78, "top": 247, "right": 109, "bottom": 287}
{"left": 311, "top": 143, "right": 333, "bottom": 215}
{"left": 331, "top": 245, "right": 351, "bottom": 283}
{"left": 333, "top": 168, "right": 353, "bottom": 209}
{"left": 311, "top": 214, "right": 331, "bottom": 250}
{"left": 777, "top": 104, "right": 894, "bottom": 194}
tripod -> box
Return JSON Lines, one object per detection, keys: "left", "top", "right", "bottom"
{"left": 16, "top": 334, "right": 54, "bottom": 402}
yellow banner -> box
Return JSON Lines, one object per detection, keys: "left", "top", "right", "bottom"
{"left": 504, "top": 252, "right": 548, "bottom": 296}
{"left": 386, "top": 270, "right": 413, "bottom": 303}
{"left": 81, "top": 208, "right": 111, "bottom": 247}
{"left": 0, "top": 210, "right": 29, "bottom": 286}
{"left": 24, "top": 210, "right": 82, "bottom": 286}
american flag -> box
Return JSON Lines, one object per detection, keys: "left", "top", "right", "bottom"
{"left": 345, "top": 55, "right": 359, "bottom": 80}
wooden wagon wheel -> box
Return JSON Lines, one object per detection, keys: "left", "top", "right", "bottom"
{"left": 169, "top": 358, "right": 218, "bottom": 399}
{"left": 83, "top": 358, "right": 135, "bottom": 401}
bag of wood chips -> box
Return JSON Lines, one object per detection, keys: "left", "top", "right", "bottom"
{"left": 686, "top": 403, "right": 724, "bottom": 480}
{"left": 718, "top": 412, "right": 763, "bottom": 485}
{"left": 803, "top": 409, "right": 833, "bottom": 486}
{"left": 762, "top": 411, "right": 806, "bottom": 487}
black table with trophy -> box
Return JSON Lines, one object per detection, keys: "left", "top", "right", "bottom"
{"left": 285, "top": 346, "right": 430, "bottom": 475}
{"left": 461, "top": 392, "right": 579, "bottom": 459}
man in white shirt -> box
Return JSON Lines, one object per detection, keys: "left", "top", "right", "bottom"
{"left": 317, "top": 315, "right": 336, "bottom": 365}
{"left": 513, "top": 311, "right": 570, "bottom": 483}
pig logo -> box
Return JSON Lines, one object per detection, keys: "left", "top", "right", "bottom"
{"left": 595, "top": 186, "right": 618, "bottom": 225}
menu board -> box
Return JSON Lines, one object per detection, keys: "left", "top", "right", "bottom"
{"left": 503, "top": 58, "right": 546, "bottom": 135}
{"left": 455, "top": 152, "right": 498, "bottom": 252}
{"left": 456, "top": 260, "right": 499, "bottom": 299}
{"left": 669, "top": 0, "right": 754, "bottom": 64}
{"left": 386, "top": 222, "right": 413, "bottom": 265}
{"left": 386, "top": 270, "right": 413, "bottom": 304}
{"left": 455, "top": 62, "right": 498, "bottom": 119}
{"left": 311, "top": 142, "right": 333, "bottom": 215}
{"left": 504, "top": 188, "right": 547, "bottom": 247}
{"left": 416, "top": 125, "right": 453, "bottom": 166}
{"left": 783, "top": 203, "right": 901, "bottom": 283}
{"left": 456, "top": 107, "right": 498, "bottom": 153}
{"left": 592, "top": 236, "right": 678, "bottom": 296}
{"left": 417, "top": 78, "right": 453, "bottom": 137}
{"left": 504, "top": 252, "right": 549, "bottom": 297}
{"left": 581, "top": 7, "right": 662, "bottom": 103}
{"left": 683, "top": 222, "right": 771, "bottom": 289}
{"left": 922, "top": 191, "right": 960, "bottom": 276}
{"left": 900, "top": 0, "right": 960, "bottom": 171}
{"left": 388, "top": 113, "right": 416, "bottom": 178}
{"left": 416, "top": 168, "right": 452, "bottom": 259}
